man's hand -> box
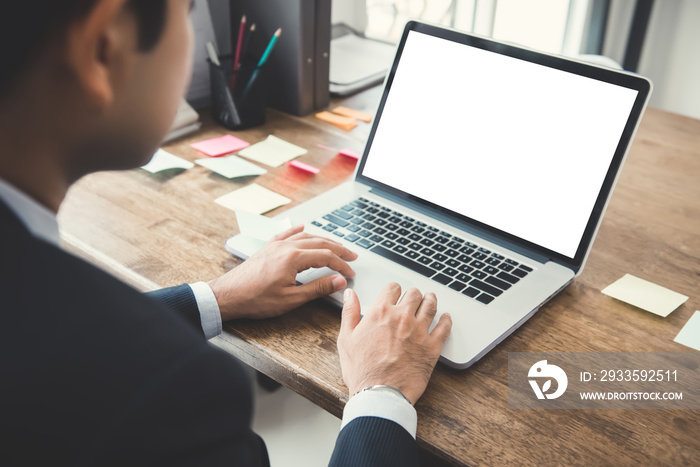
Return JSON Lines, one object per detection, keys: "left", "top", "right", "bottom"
{"left": 208, "top": 225, "right": 358, "bottom": 321}
{"left": 337, "top": 283, "right": 452, "bottom": 406}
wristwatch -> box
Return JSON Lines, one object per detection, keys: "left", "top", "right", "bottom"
{"left": 355, "top": 385, "right": 412, "bottom": 405}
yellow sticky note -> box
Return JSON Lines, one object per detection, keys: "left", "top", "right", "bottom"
{"left": 315, "top": 111, "right": 358, "bottom": 131}
{"left": 215, "top": 184, "right": 291, "bottom": 215}
{"left": 601, "top": 274, "right": 688, "bottom": 317}
{"left": 675, "top": 311, "right": 700, "bottom": 351}
{"left": 238, "top": 135, "right": 307, "bottom": 168}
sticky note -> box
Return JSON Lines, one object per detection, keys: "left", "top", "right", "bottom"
{"left": 235, "top": 210, "right": 293, "bottom": 242}
{"left": 675, "top": 311, "right": 700, "bottom": 351}
{"left": 215, "top": 183, "right": 291, "bottom": 215}
{"left": 332, "top": 106, "right": 373, "bottom": 123}
{"left": 601, "top": 274, "right": 689, "bottom": 317}
{"left": 141, "top": 149, "right": 194, "bottom": 173}
{"left": 195, "top": 155, "right": 267, "bottom": 178}
{"left": 191, "top": 134, "right": 250, "bottom": 157}
{"left": 288, "top": 160, "right": 320, "bottom": 174}
{"left": 338, "top": 148, "right": 361, "bottom": 160}
{"left": 315, "top": 111, "right": 358, "bottom": 131}
{"left": 238, "top": 135, "right": 308, "bottom": 168}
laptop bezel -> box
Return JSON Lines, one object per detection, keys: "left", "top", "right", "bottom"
{"left": 355, "top": 21, "right": 651, "bottom": 272}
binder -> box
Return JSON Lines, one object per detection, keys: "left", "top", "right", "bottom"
{"left": 229, "top": 0, "right": 331, "bottom": 116}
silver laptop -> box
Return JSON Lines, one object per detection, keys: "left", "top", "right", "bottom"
{"left": 227, "top": 21, "right": 651, "bottom": 369}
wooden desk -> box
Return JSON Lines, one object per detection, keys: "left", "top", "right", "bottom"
{"left": 59, "top": 89, "right": 700, "bottom": 466}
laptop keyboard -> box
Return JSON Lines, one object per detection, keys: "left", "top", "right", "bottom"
{"left": 311, "top": 197, "right": 533, "bottom": 305}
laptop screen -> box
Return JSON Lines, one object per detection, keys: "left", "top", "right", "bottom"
{"left": 359, "top": 28, "right": 643, "bottom": 261}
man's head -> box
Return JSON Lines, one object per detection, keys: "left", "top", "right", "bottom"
{"left": 0, "top": 0, "right": 195, "bottom": 208}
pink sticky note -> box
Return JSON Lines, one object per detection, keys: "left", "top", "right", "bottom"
{"left": 288, "top": 160, "right": 320, "bottom": 174}
{"left": 191, "top": 135, "right": 250, "bottom": 157}
{"left": 338, "top": 148, "right": 361, "bottom": 159}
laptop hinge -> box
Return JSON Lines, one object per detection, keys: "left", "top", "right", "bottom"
{"left": 369, "top": 186, "right": 553, "bottom": 265}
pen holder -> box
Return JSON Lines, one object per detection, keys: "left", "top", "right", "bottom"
{"left": 208, "top": 55, "right": 267, "bottom": 130}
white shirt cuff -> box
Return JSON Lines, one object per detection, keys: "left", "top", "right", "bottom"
{"left": 340, "top": 390, "right": 417, "bottom": 439}
{"left": 188, "top": 282, "right": 222, "bottom": 340}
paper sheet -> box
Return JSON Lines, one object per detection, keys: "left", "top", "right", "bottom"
{"left": 191, "top": 135, "right": 250, "bottom": 157}
{"left": 238, "top": 135, "right": 308, "bottom": 168}
{"left": 196, "top": 155, "right": 267, "bottom": 178}
{"left": 141, "top": 149, "right": 194, "bottom": 173}
{"left": 601, "top": 274, "right": 689, "bottom": 317}
{"left": 235, "top": 210, "right": 292, "bottom": 242}
{"left": 675, "top": 311, "right": 700, "bottom": 351}
{"left": 215, "top": 183, "right": 291, "bottom": 215}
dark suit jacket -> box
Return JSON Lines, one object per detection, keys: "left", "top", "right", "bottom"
{"left": 0, "top": 200, "right": 419, "bottom": 466}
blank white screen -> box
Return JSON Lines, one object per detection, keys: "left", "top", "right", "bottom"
{"left": 362, "top": 31, "right": 638, "bottom": 258}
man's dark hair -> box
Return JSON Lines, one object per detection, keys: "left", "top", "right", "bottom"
{"left": 0, "top": 0, "right": 167, "bottom": 97}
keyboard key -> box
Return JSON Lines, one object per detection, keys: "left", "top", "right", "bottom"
{"left": 478, "top": 247, "right": 491, "bottom": 254}
{"left": 421, "top": 248, "right": 436, "bottom": 257}
{"left": 519, "top": 265, "right": 533, "bottom": 272}
{"left": 323, "top": 214, "right": 349, "bottom": 228}
{"left": 375, "top": 219, "right": 387, "bottom": 226}
{"left": 374, "top": 227, "right": 388, "bottom": 235}
{"left": 433, "top": 244, "right": 447, "bottom": 252}
{"left": 367, "top": 207, "right": 379, "bottom": 214}
{"left": 386, "top": 232, "right": 399, "bottom": 240}
{"left": 346, "top": 224, "right": 361, "bottom": 233}
{"left": 485, "top": 275, "right": 512, "bottom": 290}
{"left": 497, "top": 271, "right": 521, "bottom": 284}
{"left": 452, "top": 237, "right": 465, "bottom": 244}
{"left": 447, "top": 241, "right": 462, "bottom": 249}
{"left": 433, "top": 253, "right": 448, "bottom": 262}
{"left": 380, "top": 206, "right": 391, "bottom": 212}
{"left": 472, "top": 252, "right": 488, "bottom": 261}
{"left": 370, "top": 235, "right": 383, "bottom": 243}
{"left": 491, "top": 253, "right": 505, "bottom": 260}
{"left": 403, "top": 216, "right": 415, "bottom": 222}
{"left": 426, "top": 226, "right": 439, "bottom": 232}
{"left": 408, "top": 233, "right": 422, "bottom": 242}
{"left": 351, "top": 208, "right": 365, "bottom": 216}
{"left": 323, "top": 225, "right": 337, "bottom": 232}
{"left": 423, "top": 231, "right": 437, "bottom": 239}
{"left": 434, "top": 236, "right": 449, "bottom": 244}
{"left": 377, "top": 211, "right": 390, "bottom": 219}
{"left": 420, "top": 238, "right": 435, "bottom": 247}
{"left": 470, "top": 260, "right": 486, "bottom": 269}
{"left": 393, "top": 245, "right": 408, "bottom": 254}
{"left": 465, "top": 241, "right": 478, "bottom": 248}
{"left": 512, "top": 268, "right": 528, "bottom": 278}
{"left": 430, "top": 262, "right": 445, "bottom": 271}
{"left": 333, "top": 209, "right": 353, "bottom": 220}
{"left": 386, "top": 223, "right": 399, "bottom": 231}
{"left": 448, "top": 281, "right": 466, "bottom": 292}
{"left": 445, "top": 249, "right": 459, "bottom": 258}
{"left": 415, "top": 221, "right": 427, "bottom": 227}
{"left": 505, "top": 259, "right": 519, "bottom": 266}
{"left": 484, "top": 266, "right": 499, "bottom": 275}
{"left": 470, "top": 279, "right": 503, "bottom": 297}
{"left": 397, "top": 228, "right": 411, "bottom": 236}
{"left": 345, "top": 234, "right": 360, "bottom": 242}
{"left": 462, "top": 287, "right": 480, "bottom": 298}
{"left": 472, "top": 270, "right": 487, "bottom": 280}
{"left": 498, "top": 263, "right": 514, "bottom": 272}
{"left": 381, "top": 240, "right": 396, "bottom": 249}
{"left": 408, "top": 242, "right": 422, "bottom": 251}
{"left": 399, "top": 221, "right": 413, "bottom": 228}
{"left": 456, "top": 273, "right": 471, "bottom": 282}
{"left": 443, "top": 267, "right": 459, "bottom": 277}
{"left": 458, "top": 265, "right": 474, "bottom": 275}
{"left": 457, "top": 254, "right": 471, "bottom": 263}
{"left": 388, "top": 216, "right": 402, "bottom": 223}
{"left": 406, "top": 250, "right": 420, "bottom": 260}
{"left": 476, "top": 293, "right": 495, "bottom": 304}
{"left": 397, "top": 237, "right": 410, "bottom": 246}
{"left": 350, "top": 200, "right": 367, "bottom": 208}
{"left": 363, "top": 222, "right": 376, "bottom": 230}
{"left": 311, "top": 220, "right": 322, "bottom": 227}
{"left": 350, "top": 217, "right": 364, "bottom": 225}
{"left": 411, "top": 226, "right": 425, "bottom": 234}
{"left": 356, "top": 239, "right": 375, "bottom": 249}
{"left": 485, "top": 257, "right": 501, "bottom": 266}
{"left": 459, "top": 246, "right": 474, "bottom": 255}
{"left": 418, "top": 256, "right": 432, "bottom": 265}
{"left": 446, "top": 259, "right": 460, "bottom": 268}
{"left": 363, "top": 214, "right": 376, "bottom": 221}
{"left": 358, "top": 230, "right": 371, "bottom": 238}
{"left": 333, "top": 231, "right": 344, "bottom": 237}
{"left": 432, "top": 274, "right": 452, "bottom": 285}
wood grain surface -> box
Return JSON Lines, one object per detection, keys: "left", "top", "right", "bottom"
{"left": 58, "top": 88, "right": 700, "bottom": 466}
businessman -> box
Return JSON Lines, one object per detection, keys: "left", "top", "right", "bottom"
{"left": 0, "top": 1, "right": 452, "bottom": 466}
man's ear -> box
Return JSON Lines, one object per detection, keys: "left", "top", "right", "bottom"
{"left": 65, "top": 0, "right": 134, "bottom": 109}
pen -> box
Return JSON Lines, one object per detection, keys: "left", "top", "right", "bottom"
{"left": 241, "top": 28, "right": 282, "bottom": 101}
{"left": 231, "top": 14, "right": 246, "bottom": 91}
{"left": 205, "top": 41, "right": 220, "bottom": 66}
{"left": 242, "top": 23, "right": 256, "bottom": 58}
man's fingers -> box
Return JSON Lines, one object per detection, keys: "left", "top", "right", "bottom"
{"left": 290, "top": 237, "right": 358, "bottom": 261}
{"left": 339, "top": 288, "right": 362, "bottom": 333}
{"left": 296, "top": 250, "right": 356, "bottom": 278}
{"left": 430, "top": 313, "right": 453, "bottom": 348}
{"left": 397, "top": 287, "right": 423, "bottom": 311}
{"left": 415, "top": 292, "right": 438, "bottom": 324}
{"left": 270, "top": 225, "right": 304, "bottom": 242}
{"left": 297, "top": 274, "right": 347, "bottom": 303}
{"left": 377, "top": 282, "right": 403, "bottom": 306}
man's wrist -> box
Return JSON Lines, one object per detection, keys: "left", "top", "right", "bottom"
{"left": 354, "top": 385, "right": 413, "bottom": 406}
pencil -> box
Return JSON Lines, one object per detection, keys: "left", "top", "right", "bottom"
{"left": 231, "top": 14, "right": 246, "bottom": 91}
{"left": 242, "top": 28, "right": 282, "bottom": 101}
